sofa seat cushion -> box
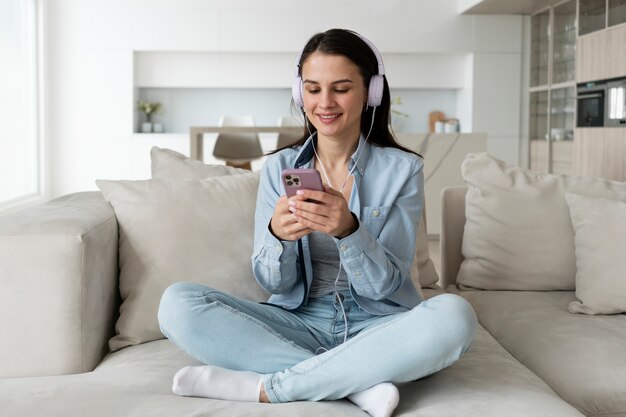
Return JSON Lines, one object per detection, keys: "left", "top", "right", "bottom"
{"left": 453, "top": 289, "right": 626, "bottom": 417}
{"left": 0, "top": 290, "right": 582, "bottom": 417}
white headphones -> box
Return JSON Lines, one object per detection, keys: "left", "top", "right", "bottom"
{"left": 292, "top": 31, "right": 385, "bottom": 109}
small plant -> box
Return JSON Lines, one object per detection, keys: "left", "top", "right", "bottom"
{"left": 391, "top": 97, "right": 409, "bottom": 119}
{"left": 138, "top": 101, "right": 162, "bottom": 123}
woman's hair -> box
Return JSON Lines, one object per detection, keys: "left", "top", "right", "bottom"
{"left": 281, "top": 28, "right": 418, "bottom": 156}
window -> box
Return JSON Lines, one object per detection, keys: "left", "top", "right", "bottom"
{"left": 0, "top": 0, "right": 42, "bottom": 210}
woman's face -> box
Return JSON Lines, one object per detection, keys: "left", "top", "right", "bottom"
{"left": 301, "top": 51, "right": 367, "bottom": 143}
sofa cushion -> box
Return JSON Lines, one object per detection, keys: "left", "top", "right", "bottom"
{"left": 454, "top": 289, "right": 626, "bottom": 417}
{"left": 151, "top": 146, "right": 248, "bottom": 178}
{"left": 457, "top": 152, "right": 626, "bottom": 291}
{"left": 97, "top": 172, "right": 268, "bottom": 351}
{"left": 0, "top": 290, "right": 583, "bottom": 417}
{"left": 565, "top": 193, "right": 626, "bottom": 315}
{"left": 149, "top": 146, "right": 440, "bottom": 290}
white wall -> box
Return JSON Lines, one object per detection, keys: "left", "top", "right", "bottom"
{"left": 43, "top": 0, "right": 524, "bottom": 197}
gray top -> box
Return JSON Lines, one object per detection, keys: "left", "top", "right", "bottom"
{"left": 308, "top": 231, "right": 350, "bottom": 298}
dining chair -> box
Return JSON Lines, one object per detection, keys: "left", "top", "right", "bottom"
{"left": 274, "top": 115, "right": 303, "bottom": 151}
{"left": 212, "top": 115, "right": 263, "bottom": 170}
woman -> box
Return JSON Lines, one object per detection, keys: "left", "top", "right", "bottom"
{"left": 158, "top": 29, "right": 477, "bottom": 417}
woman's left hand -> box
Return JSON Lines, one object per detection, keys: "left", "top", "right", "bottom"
{"left": 287, "top": 186, "right": 358, "bottom": 238}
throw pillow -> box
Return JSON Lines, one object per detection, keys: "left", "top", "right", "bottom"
{"left": 151, "top": 146, "right": 248, "bottom": 179}
{"left": 97, "top": 172, "right": 268, "bottom": 351}
{"left": 150, "top": 146, "right": 440, "bottom": 291}
{"left": 565, "top": 193, "right": 626, "bottom": 315}
{"left": 457, "top": 152, "right": 626, "bottom": 291}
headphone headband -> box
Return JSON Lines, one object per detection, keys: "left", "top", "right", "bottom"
{"left": 292, "top": 31, "right": 385, "bottom": 108}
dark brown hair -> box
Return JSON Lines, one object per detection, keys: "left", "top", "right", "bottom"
{"left": 277, "top": 28, "right": 418, "bottom": 157}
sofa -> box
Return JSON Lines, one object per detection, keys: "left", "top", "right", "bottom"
{"left": 0, "top": 149, "right": 624, "bottom": 417}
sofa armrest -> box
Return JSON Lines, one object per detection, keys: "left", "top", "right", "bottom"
{"left": 0, "top": 192, "right": 118, "bottom": 378}
{"left": 440, "top": 186, "right": 467, "bottom": 289}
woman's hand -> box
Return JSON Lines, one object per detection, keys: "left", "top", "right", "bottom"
{"left": 287, "top": 187, "right": 358, "bottom": 239}
{"left": 270, "top": 195, "right": 313, "bottom": 241}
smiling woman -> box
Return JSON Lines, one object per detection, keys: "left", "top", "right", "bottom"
{"left": 0, "top": 0, "right": 42, "bottom": 212}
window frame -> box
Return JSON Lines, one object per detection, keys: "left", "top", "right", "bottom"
{"left": 0, "top": 0, "right": 47, "bottom": 215}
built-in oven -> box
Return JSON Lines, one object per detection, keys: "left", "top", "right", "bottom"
{"left": 605, "top": 78, "right": 626, "bottom": 127}
{"left": 577, "top": 81, "right": 605, "bottom": 127}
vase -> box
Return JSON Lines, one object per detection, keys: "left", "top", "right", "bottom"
{"left": 141, "top": 122, "right": 152, "bottom": 133}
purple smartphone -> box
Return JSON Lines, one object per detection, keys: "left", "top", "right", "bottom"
{"left": 281, "top": 169, "right": 324, "bottom": 198}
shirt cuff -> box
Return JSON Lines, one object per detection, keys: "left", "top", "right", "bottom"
{"left": 264, "top": 223, "right": 298, "bottom": 260}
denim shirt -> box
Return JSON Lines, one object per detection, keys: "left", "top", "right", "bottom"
{"left": 251, "top": 134, "right": 425, "bottom": 315}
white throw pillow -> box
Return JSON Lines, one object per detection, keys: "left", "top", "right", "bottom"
{"left": 97, "top": 173, "right": 268, "bottom": 351}
{"left": 565, "top": 193, "right": 626, "bottom": 315}
{"left": 151, "top": 146, "right": 439, "bottom": 291}
{"left": 458, "top": 153, "right": 626, "bottom": 291}
{"left": 151, "top": 146, "right": 248, "bottom": 178}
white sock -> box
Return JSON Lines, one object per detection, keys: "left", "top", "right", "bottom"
{"left": 172, "top": 365, "right": 263, "bottom": 402}
{"left": 347, "top": 382, "right": 400, "bottom": 417}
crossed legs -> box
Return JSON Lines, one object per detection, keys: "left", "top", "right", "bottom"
{"left": 158, "top": 282, "right": 477, "bottom": 415}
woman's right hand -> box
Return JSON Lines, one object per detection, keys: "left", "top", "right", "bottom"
{"left": 270, "top": 195, "right": 313, "bottom": 241}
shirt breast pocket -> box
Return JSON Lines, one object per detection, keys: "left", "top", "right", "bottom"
{"left": 360, "top": 205, "right": 391, "bottom": 238}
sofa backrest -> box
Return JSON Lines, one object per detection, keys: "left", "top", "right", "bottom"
{"left": 440, "top": 186, "right": 467, "bottom": 289}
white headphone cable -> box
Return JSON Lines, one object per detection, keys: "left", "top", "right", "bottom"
{"left": 309, "top": 107, "right": 377, "bottom": 345}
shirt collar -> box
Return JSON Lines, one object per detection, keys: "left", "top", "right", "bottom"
{"left": 293, "top": 132, "right": 370, "bottom": 176}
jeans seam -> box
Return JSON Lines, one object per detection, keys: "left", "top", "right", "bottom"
{"left": 206, "top": 298, "right": 314, "bottom": 356}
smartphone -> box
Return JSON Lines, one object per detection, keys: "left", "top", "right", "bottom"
{"left": 281, "top": 169, "right": 324, "bottom": 198}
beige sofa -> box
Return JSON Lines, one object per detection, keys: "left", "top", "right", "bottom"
{"left": 0, "top": 149, "right": 622, "bottom": 416}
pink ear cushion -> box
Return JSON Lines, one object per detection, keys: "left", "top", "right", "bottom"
{"left": 368, "top": 75, "right": 384, "bottom": 107}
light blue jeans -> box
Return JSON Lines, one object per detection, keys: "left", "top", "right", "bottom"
{"left": 158, "top": 282, "right": 477, "bottom": 403}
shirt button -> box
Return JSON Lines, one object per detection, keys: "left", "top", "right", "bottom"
{"left": 355, "top": 271, "right": 362, "bottom": 277}
{"left": 372, "top": 209, "right": 380, "bottom": 217}
{"left": 340, "top": 244, "right": 348, "bottom": 252}
{"left": 275, "top": 245, "right": 281, "bottom": 251}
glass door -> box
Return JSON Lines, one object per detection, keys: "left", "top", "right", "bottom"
{"left": 530, "top": 91, "right": 550, "bottom": 172}
{"left": 549, "top": 87, "right": 576, "bottom": 174}
{"left": 528, "top": 1, "right": 576, "bottom": 175}
{"left": 531, "top": 10, "right": 550, "bottom": 88}
{"left": 579, "top": 0, "right": 607, "bottom": 35}
{"left": 553, "top": 1, "right": 577, "bottom": 84}
{"left": 609, "top": 0, "right": 626, "bottom": 26}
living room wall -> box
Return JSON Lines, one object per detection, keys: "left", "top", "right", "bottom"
{"left": 43, "top": 0, "right": 524, "bottom": 197}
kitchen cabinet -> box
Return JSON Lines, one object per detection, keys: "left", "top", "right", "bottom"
{"left": 574, "top": 128, "right": 626, "bottom": 180}
{"left": 577, "top": 23, "right": 626, "bottom": 83}
{"left": 609, "top": 0, "right": 626, "bottom": 26}
{"left": 579, "top": 0, "right": 626, "bottom": 35}
{"left": 608, "top": 24, "right": 626, "bottom": 78}
{"left": 576, "top": 30, "right": 609, "bottom": 82}
{"left": 579, "top": 0, "right": 606, "bottom": 35}
{"left": 529, "top": 1, "right": 576, "bottom": 175}
{"left": 530, "top": 10, "right": 550, "bottom": 87}
{"left": 553, "top": 4, "right": 577, "bottom": 83}
{"left": 604, "top": 128, "right": 626, "bottom": 180}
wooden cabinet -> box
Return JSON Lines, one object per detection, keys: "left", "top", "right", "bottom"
{"left": 604, "top": 128, "right": 626, "bottom": 180}
{"left": 574, "top": 128, "right": 626, "bottom": 180}
{"left": 608, "top": 24, "right": 626, "bottom": 79}
{"left": 576, "top": 30, "right": 609, "bottom": 82}
{"left": 577, "top": 24, "right": 626, "bottom": 83}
